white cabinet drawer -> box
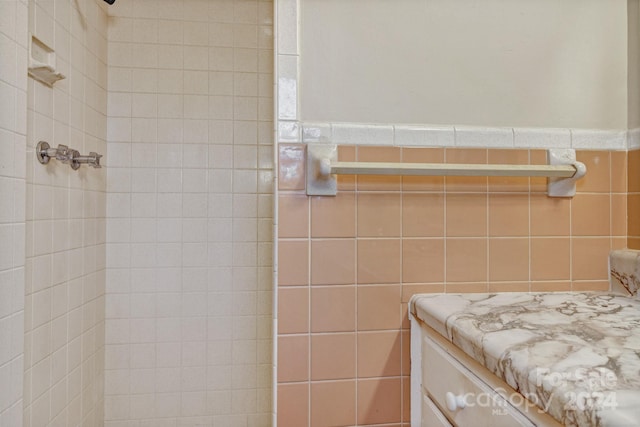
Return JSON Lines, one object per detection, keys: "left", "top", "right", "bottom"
{"left": 422, "top": 336, "right": 534, "bottom": 427}
{"left": 422, "top": 394, "right": 453, "bottom": 427}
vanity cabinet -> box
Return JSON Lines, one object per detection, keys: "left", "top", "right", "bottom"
{"left": 411, "top": 316, "right": 561, "bottom": 427}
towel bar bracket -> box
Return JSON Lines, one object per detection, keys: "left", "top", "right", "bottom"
{"left": 306, "top": 144, "right": 586, "bottom": 198}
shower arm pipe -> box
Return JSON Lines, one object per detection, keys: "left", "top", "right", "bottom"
{"left": 306, "top": 144, "right": 587, "bottom": 198}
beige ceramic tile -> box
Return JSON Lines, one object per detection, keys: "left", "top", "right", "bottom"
{"left": 445, "top": 194, "right": 487, "bottom": 237}
{"left": 628, "top": 194, "right": 640, "bottom": 237}
{"left": 530, "top": 281, "right": 572, "bottom": 292}
{"left": 572, "top": 281, "right": 609, "bottom": 292}
{"left": 310, "top": 380, "right": 356, "bottom": 427}
{"left": 278, "top": 383, "right": 309, "bottom": 427}
{"left": 357, "top": 193, "right": 401, "bottom": 237}
{"left": 530, "top": 238, "right": 570, "bottom": 281}
{"left": 401, "top": 147, "right": 445, "bottom": 191}
{"left": 402, "top": 239, "right": 444, "bottom": 283}
{"left": 445, "top": 238, "right": 487, "bottom": 282}
{"left": 488, "top": 238, "right": 529, "bottom": 282}
{"left": 278, "top": 240, "right": 308, "bottom": 286}
{"left": 337, "top": 145, "right": 356, "bottom": 191}
{"left": 311, "top": 192, "right": 356, "bottom": 238}
{"left": 401, "top": 330, "right": 411, "bottom": 376}
{"left": 576, "top": 151, "right": 610, "bottom": 193}
{"left": 402, "top": 377, "right": 411, "bottom": 422}
{"left": 357, "top": 147, "right": 401, "bottom": 191}
{"left": 278, "top": 335, "right": 309, "bottom": 382}
{"left": 310, "top": 239, "right": 355, "bottom": 285}
{"left": 610, "top": 150, "right": 627, "bottom": 193}
{"left": 445, "top": 148, "right": 488, "bottom": 192}
{"left": 357, "top": 378, "right": 402, "bottom": 425}
{"left": 629, "top": 237, "right": 640, "bottom": 250}
{"left": 278, "top": 143, "right": 306, "bottom": 190}
{"left": 311, "top": 333, "right": 356, "bottom": 381}
{"left": 402, "top": 193, "right": 444, "bottom": 237}
{"left": 278, "top": 287, "right": 309, "bottom": 334}
{"left": 357, "top": 285, "right": 401, "bottom": 331}
{"left": 278, "top": 194, "right": 309, "bottom": 238}
{"left": 357, "top": 331, "right": 401, "bottom": 378}
{"left": 446, "top": 282, "right": 489, "bottom": 293}
{"left": 530, "top": 195, "right": 570, "bottom": 236}
{"left": 357, "top": 239, "right": 401, "bottom": 284}
{"left": 571, "top": 237, "right": 610, "bottom": 281}
{"left": 612, "top": 237, "right": 627, "bottom": 250}
{"left": 571, "top": 194, "right": 610, "bottom": 236}
{"left": 488, "top": 282, "right": 530, "bottom": 292}
{"left": 611, "top": 194, "right": 627, "bottom": 237}
{"left": 488, "top": 149, "right": 529, "bottom": 192}
{"left": 529, "top": 150, "right": 548, "bottom": 193}
{"left": 310, "top": 286, "right": 356, "bottom": 333}
{"left": 488, "top": 194, "right": 529, "bottom": 237}
{"left": 628, "top": 150, "right": 640, "bottom": 193}
{"left": 401, "top": 283, "right": 445, "bottom": 303}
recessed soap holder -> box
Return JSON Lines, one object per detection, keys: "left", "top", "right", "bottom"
{"left": 28, "top": 35, "right": 65, "bottom": 87}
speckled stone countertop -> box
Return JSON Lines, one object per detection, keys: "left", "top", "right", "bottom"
{"left": 410, "top": 292, "right": 640, "bottom": 427}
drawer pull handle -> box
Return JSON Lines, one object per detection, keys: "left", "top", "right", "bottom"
{"left": 445, "top": 392, "right": 467, "bottom": 412}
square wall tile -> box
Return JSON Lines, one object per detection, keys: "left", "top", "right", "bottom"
{"left": 356, "top": 147, "right": 401, "bottom": 191}
{"left": 278, "top": 287, "right": 308, "bottom": 335}
{"left": 311, "top": 240, "right": 355, "bottom": 285}
{"left": 278, "top": 383, "right": 308, "bottom": 427}
{"left": 401, "top": 147, "right": 444, "bottom": 191}
{"left": 576, "top": 151, "right": 610, "bottom": 193}
{"left": 488, "top": 194, "right": 529, "bottom": 237}
{"left": 402, "top": 193, "right": 444, "bottom": 237}
{"left": 446, "top": 194, "right": 487, "bottom": 237}
{"left": 310, "top": 380, "right": 356, "bottom": 427}
{"left": 357, "top": 285, "right": 401, "bottom": 331}
{"left": 277, "top": 335, "right": 309, "bottom": 382}
{"left": 278, "top": 144, "right": 305, "bottom": 191}
{"left": 571, "top": 238, "right": 610, "bottom": 281}
{"left": 357, "top": 193, "right": 401, "bottom": 237}
{"left": 445, "top": 239, "right": 487, "bottom": 282}
{"left": 278, "top": 194, "right": 309, "bottom": 238}
{"left": 571, "top": 194, "right": 610, "bottom": 236}
{"left": 310, "top": 333, "right": 356, "bottom": 381}
{"left": 357, "top": 331, "right": 401, "bottom": 378}
{"left": 357, "top": 378, "right": 402, "bottom": 425}
{"left": 531, "top": 238, "right": 570, "bottom": 281}
{"left": 310, "top": 286, "right": 355, "bottom": 333}
{"left": 278, "top": 240, "right": 308, "bottom": 286}
{"left": 488, "top": 238, "right": 529, "bottom": 282}
{"left": 311, "top": 193, "right": 356, "bottom": 238}
{"left": 357, "top": 239, "right": 401, "bottom": 285}
{"left": 402, "top": 239, "right": 444, "bottom": 283}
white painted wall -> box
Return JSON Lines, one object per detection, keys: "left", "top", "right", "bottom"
{"left": 300, "top": 0, "right": 628, "bottom": 129}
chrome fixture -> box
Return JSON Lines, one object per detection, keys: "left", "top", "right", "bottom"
{"left": 36, "top": 141, "right": 102, "bottom": 170}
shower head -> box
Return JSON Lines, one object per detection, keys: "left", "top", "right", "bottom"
{"left": 104, "top": 0, "right": 115, "bottom": 4}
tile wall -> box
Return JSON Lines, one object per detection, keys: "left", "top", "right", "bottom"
{"left": 104, "top": 0, "right": 274, "bottom": 425}
{"left": 0, "top": 0, "right": 28, "bottom": 426}
{"left": 276, "top": 144, "right": 627, "bottom": 426}
{"left": 629, "top": 149, "right": 640, "bottom": 249}
{"left": 23, "top": 0, "right": 109, "bottom": 426}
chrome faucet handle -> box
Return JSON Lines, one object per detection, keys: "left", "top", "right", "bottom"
{"left": 89, "top": 152, "right": 102, "bottom": 168}
{"left": 55, "top": 144, "right": 71, "bottom": 162}
{"left": 68, "top": 150, "right": 81, "bottom": 170}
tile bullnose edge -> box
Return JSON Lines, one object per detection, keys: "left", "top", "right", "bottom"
{"left": 609, "top": 249, "right": 640, "bottom": 298}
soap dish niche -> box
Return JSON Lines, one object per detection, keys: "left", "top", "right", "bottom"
{"left": 28, "top": 34, "right": 65, "bottom": 87}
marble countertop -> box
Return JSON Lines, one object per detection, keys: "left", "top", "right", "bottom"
{"left": 410, "top": 292, "right": 640, "bottom": 427}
